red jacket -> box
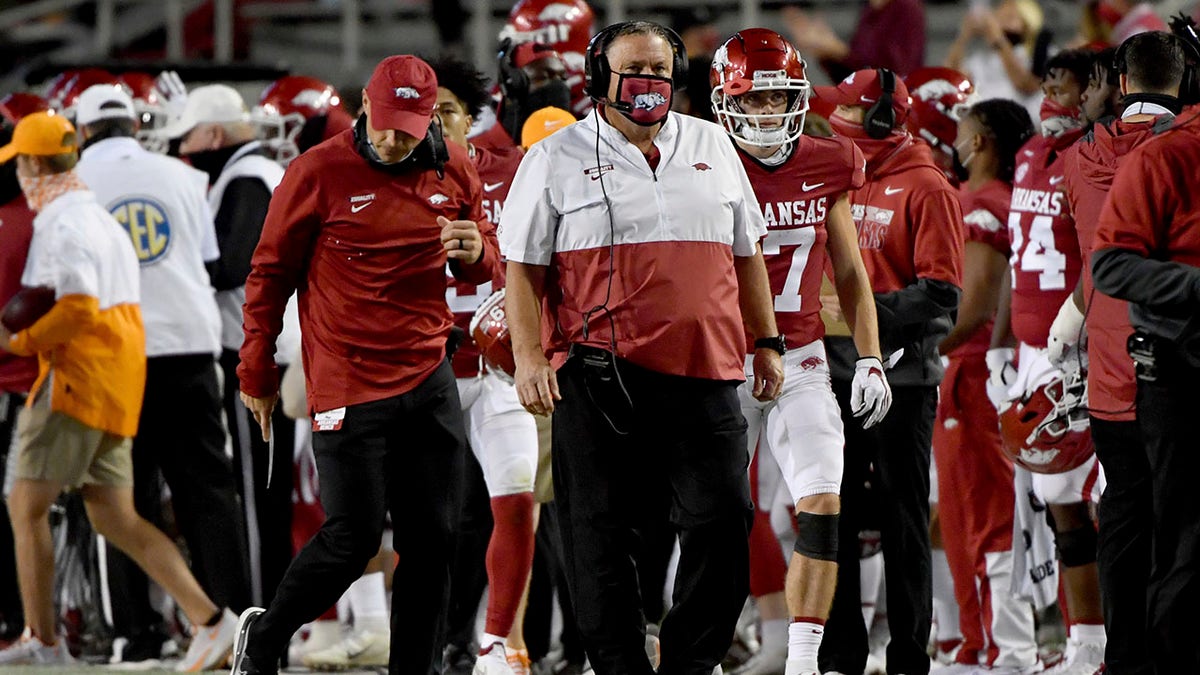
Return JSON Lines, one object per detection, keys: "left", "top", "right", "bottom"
{"left": 0, "top": 195, "right": 38, "bottom": 394}
{"left": 239, "top": 129, "right": 499, "bottom": 414}
{"left": 1063, "top": 116, "right": 1169, "bottom": 420}
{"left": 955, "top": 179, "right": 1012, "bottom": 358}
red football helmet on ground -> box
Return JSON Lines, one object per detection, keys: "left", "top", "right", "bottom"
{"left": 0, "top": 93, "right": 50, "bottom": 125}
{"left": 45, "top": 68, "right": 120, "bottom": 120}
{"left": 469, "top": 289, "right": 516, "bottom": 384}
{"left": 710, "top": 28, "right": 811, "bottom": 148}
{"left": 117, "top": 71, "right": 170, "bottom": 152}
{"left": 499, "top": 0, "right": 595, "bottom": 117}
{"left": 255, "top": 75, "right": 354, "bottom": 165}
{"left": 999, "top": 369, "right": 1094, "bottom": 474}
{"left": 905, "top": 67, "right": 974, "bottom": 164}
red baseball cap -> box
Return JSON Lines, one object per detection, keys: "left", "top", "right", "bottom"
{"left": 365, "top": 55, "right": 438, "bottom": 139}
{"left": 813, "top": 68, "right": 912, "bottom": 122}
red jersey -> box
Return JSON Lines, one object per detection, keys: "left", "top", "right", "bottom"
{"left": 1007, "top": 130, "right": 1084, "bottom": 347}
{"left": 1063, "top": 117, "right": 1166, "bottom": 420}
{"left": 0, "top": 194, "right": 38, "bottom": 393}
{"left": 955, "top": 179, "right": 1013, "bottom": 357}
{"left": 448, "top": 143, "right": 524, "bottom": 378}
{"left": 736, "top": 135, "right": 865, "bottom": 351}
{"left": 239, "top": 130, "right": 500, "bottom": 414}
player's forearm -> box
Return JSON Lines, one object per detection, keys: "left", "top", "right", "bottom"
{"left": 734, "top": 247, "right": 780, "bottom": 340}
{"left": 506, "top": 261, "right": 547, "bottom": 359}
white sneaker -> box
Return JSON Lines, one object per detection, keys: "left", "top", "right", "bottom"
{"left": 645, "top": 634, "right": 660, "bottom": 670}
{"left": 302, "top": 629, "right": 389, "bottom": 670}
{"left": 930, "top": 664, "right": 983, "bottom": 675}
{"left": 287, "top": 619, "right": 343, "bottom": 665}
{"left": 0, "top": 628, "right": 75, "bottom": 665}
{"left": 865, "top": 651, "right": 888, "bottom": 675}
{"left": 230, "top": 607, "right": 266, "bottom": 675}
{"left": 177, "top": 608, "right": 238, "bottom": 672}
{"left": 1044, "top": 641, "right": 1103, "bottom": 675}
{"left": 731, "top": 642, "right": 786, "bottom": 675}
{"left": 474, "top": 643, "right": 517, "bottom": 675}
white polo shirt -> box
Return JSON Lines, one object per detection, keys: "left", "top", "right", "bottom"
{"left": 500, "top": 109, "right": 766, "bottom": 381}
{"left": 78, "top": 137, "right": 222, "bottom": 358}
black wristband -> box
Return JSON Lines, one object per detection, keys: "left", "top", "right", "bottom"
{"left": 754, "top": 335, "right": 787, "bottom": 356}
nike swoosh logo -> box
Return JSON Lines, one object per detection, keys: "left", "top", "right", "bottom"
{"left": 483, "top": 181, "right": 505, "bottom": 192}
{"left": 1049, "top": 176, "right": 1065, "bottom": 185}
{"left": 802, "top": 181, "right": 824, "bottom": 192}
{"left": 884, "top": 186, "right": 903, "bottom": 195}
{"left": 350, "top": 202, "right": 372, "bottom": 213}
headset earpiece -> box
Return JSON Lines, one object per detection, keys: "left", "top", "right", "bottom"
{"left": 585, "top": 22, "right": 689, "bottom": 103}
{"left": 864, "top": 68, "right": 896, "bottom": 140}
{"left": 498, "top": 38, "right": 531, "bottom": 100}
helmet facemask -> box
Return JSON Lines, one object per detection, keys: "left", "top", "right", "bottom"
{"left": 712, "top": 73, "right": 810, "bottom": 149}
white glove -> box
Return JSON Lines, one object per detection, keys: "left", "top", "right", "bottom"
{"left": 851, "top": 356, "right": 892, "bottom": 429}
{"left": 1046, "top": 296, "right": 1086, "bottom": 367}
{"left": 986, "top": 347, "right": 1017, "bottom": 409}
{"left": 155, "top": 70, "right": 189, "bottom": 120}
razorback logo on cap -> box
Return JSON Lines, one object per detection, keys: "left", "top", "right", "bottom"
{"left": 394, "top": 87, "right": 421, "bottom": 99}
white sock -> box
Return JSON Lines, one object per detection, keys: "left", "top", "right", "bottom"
{"left": 347, "top": 572, "right": 388, "bottom": 634}
{"left": 931, "top": 549, "right": 961, "bottom": 641}
{"left": 1070, "top": 622, "right": 1106, "bottom": 646}
{"left": 760, "top": 618, "right": 788, "bottom": 654}
{"left": 480, "top": 633, "right": 506, "bottom": 653}
{"left": 786, "top": 621, "right": 823, "bottom": 674}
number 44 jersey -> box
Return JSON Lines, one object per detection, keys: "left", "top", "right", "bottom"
{"left": 1008, "top": 130, "right": 1085, "bottom": 348}
{"left": 735, "top": 134, "right": 865, "bottom": 352}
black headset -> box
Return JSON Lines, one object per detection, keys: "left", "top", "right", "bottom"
{"left": 584, "top": 21, "right": 689, "bottom": 103}
{"left": 863, "top": 67, "right": 897, "bottom": 140}
{"left": 497, "top": 38, "right": 530, "bottom": 100}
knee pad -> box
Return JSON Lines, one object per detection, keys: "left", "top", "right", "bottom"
{"left": 793, "top": 512, "right": 838, "bottom": 562}
{"left": 1055, "top": 525, "right": 1098, "bottom": 568}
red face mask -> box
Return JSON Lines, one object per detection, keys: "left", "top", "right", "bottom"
{"left": 612, "top": 73, "right": 673, "bottom": 127}
{"left": 1039, "top": 98, "right": 1081, "bottom": 123}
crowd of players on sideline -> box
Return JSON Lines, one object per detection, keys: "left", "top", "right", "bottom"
{"left": 0, "top": 0, "right": 1198, "bottom": 674}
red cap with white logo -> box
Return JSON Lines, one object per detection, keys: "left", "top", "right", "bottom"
{"left": 365, "top": 55, "right": 438, "bottom": 139}
{"left": 813, "top": 68, "right": 912, "bottom": 122}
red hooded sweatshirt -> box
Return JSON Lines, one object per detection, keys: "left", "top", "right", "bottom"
{"left": 0, "top": 194, "right": 38, "bottom": 394}
{"left": 1063, "top": 115, "right": 1174, "bottom": 420}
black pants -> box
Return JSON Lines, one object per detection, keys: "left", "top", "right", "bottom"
{"left": 105, "top": 355, "right": 250, "bottom": 637}
{"left": 445, "top": 448, "right": 492, "bottom": 653}
{"left": 0, "top": 392, "right": 24, "bottom": 638}
{"left": 552, "top": 354, "right": 752, "bottom": 675}
{"left": 1134, "top": 351, "right": 1200, "bottom": 675}
{"left": 1092, "top": 416, "right": 1153, "bottom": 675}
{"left": 247, "top": 360, "right": 465, "bottom": 675}
{"left": 820, "top": 383, "right": 936, "bottom": 675}
{"left": 221, "top": 348, "right": 295, "bottom": 609}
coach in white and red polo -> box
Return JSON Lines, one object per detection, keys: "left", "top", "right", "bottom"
{"left": 500, "top": 20, "right": 782, "bottom": 674}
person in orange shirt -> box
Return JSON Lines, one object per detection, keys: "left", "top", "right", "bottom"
{"left": 0, "top": 111, "right": 237, "bottom": 670}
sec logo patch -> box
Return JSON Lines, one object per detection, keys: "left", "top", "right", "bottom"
{"left": 110, "top": 197, "right": 172, "bottom": 265}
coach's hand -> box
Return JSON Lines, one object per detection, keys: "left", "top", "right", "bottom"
{"left": 241, "top": 391, "right": 279, "bottom": 442}
{"left": 751, "top": 349, "right": 784, "bottom": 402}
{"left": 515, "top": 349, "right": 561, "bottom": 416}
{"left": 440, "top": 216, "right": 483, "bottom": 264}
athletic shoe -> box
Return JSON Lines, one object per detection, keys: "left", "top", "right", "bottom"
{"left": 230, "top": 607, "right": 267, "bottom": 675}
{"left": 302, "top": 629, "right": 389, "bottom": 670}
{"left": 474, "top": 642, "right": 516, "bottom": 675}
{"left": 730, "top": 644, "right": 786, "bottom": 675}
{"left": 508, "top": 648, "right": 532, "bottom": 675}
{"left": 177, "top": 608, "right": 237, "bottom": 672}
{"left": 645, "top": 634, "right": 660, "bottom": 670}
{"left": 0, "top": 627, "right": 75, "bottom": 665}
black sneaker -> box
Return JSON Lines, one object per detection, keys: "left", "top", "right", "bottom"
{"left": 230, "top": 608, "right": 273, "bottom": 675}
{"left": 443, "top": 642, "right": 476, "bottom": 675}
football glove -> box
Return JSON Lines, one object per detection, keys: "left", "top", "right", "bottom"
{"left": 986, "top": 347, "right": 1017, "bottom": 409}
{"left": 851, "top": 356, "right": 892, "bottom": 429}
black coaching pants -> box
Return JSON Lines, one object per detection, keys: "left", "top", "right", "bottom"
{"left": 246, "top": 360, "right": 466, "bottom": 675}
{"left": 1133, "top": 344, "right": 1200, "bottom": 675}
{"left": 820, "top": 383, "right": 936, "bottom": 675}
{"left": 551, "top": 353, "right": 752, "bottom": 675}
{"left": 1092, "top": 416, "right": 1153, "bottom": 675}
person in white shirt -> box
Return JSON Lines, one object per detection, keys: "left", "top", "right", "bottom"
{"left": 73, "top": 84, "right": 251, "bottom": 665}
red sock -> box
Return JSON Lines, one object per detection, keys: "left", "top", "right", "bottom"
{"left": 749, "top": 508, "right": 787, "bottom": 597}
{"left": 484, "top": 492, "right": 537, "bottom": 637}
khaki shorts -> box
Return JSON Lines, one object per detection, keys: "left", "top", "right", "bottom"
{"left": 15, "top": 398, "right": 132, "bottom": 490}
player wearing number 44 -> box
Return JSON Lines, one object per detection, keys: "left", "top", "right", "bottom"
{"left": 72, "top": 82, "right": 253, "bottom": 638}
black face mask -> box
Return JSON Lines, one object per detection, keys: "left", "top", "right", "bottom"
{"left": 950, "top": 146, "right": 971, "bottom": 183}
{"left": 185, "top": 143, "right": 248, "bottom": 185}
{"left": 352, "top": 114, "right": 448, "bottom": 177}
{"left": 501, "top": 79, "right": 572, "bottom": 142}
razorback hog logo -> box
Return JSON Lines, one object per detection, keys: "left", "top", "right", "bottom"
{"left": 291, "top": 89, "right": 329, "bottom": 108}
{"left": 537, "top": 3, "right": 577, "bottom": 21}
{"left": 633, "top": 92, "right": 667, "bottom": 111}
{"left": 913, "top": 79, "right": 959, "bottom": 102}
{"left": 394, "top": 87, "right": 421, "bottom": 99}
{"left": 1019, "top": 446, "right": 1061, "bottom": 468}
{"left": 693, "top": 163, "right": 711, "bottom": 171}
{"left": 799, "top": 356, "right": 825, "bottom": 371}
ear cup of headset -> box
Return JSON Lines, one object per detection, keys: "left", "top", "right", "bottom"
{"left": 864, "top": 68, "right": 896, "bottom": 139}
{"left": 585, "top": 22, "right": 689, "bottom": 102}
{"left": 498, "top": 38, "right": 531, "bottom": 100}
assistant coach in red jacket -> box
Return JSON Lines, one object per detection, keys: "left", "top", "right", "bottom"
{"left": 231, "top": 55, "right": 500, "bottom": 675}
